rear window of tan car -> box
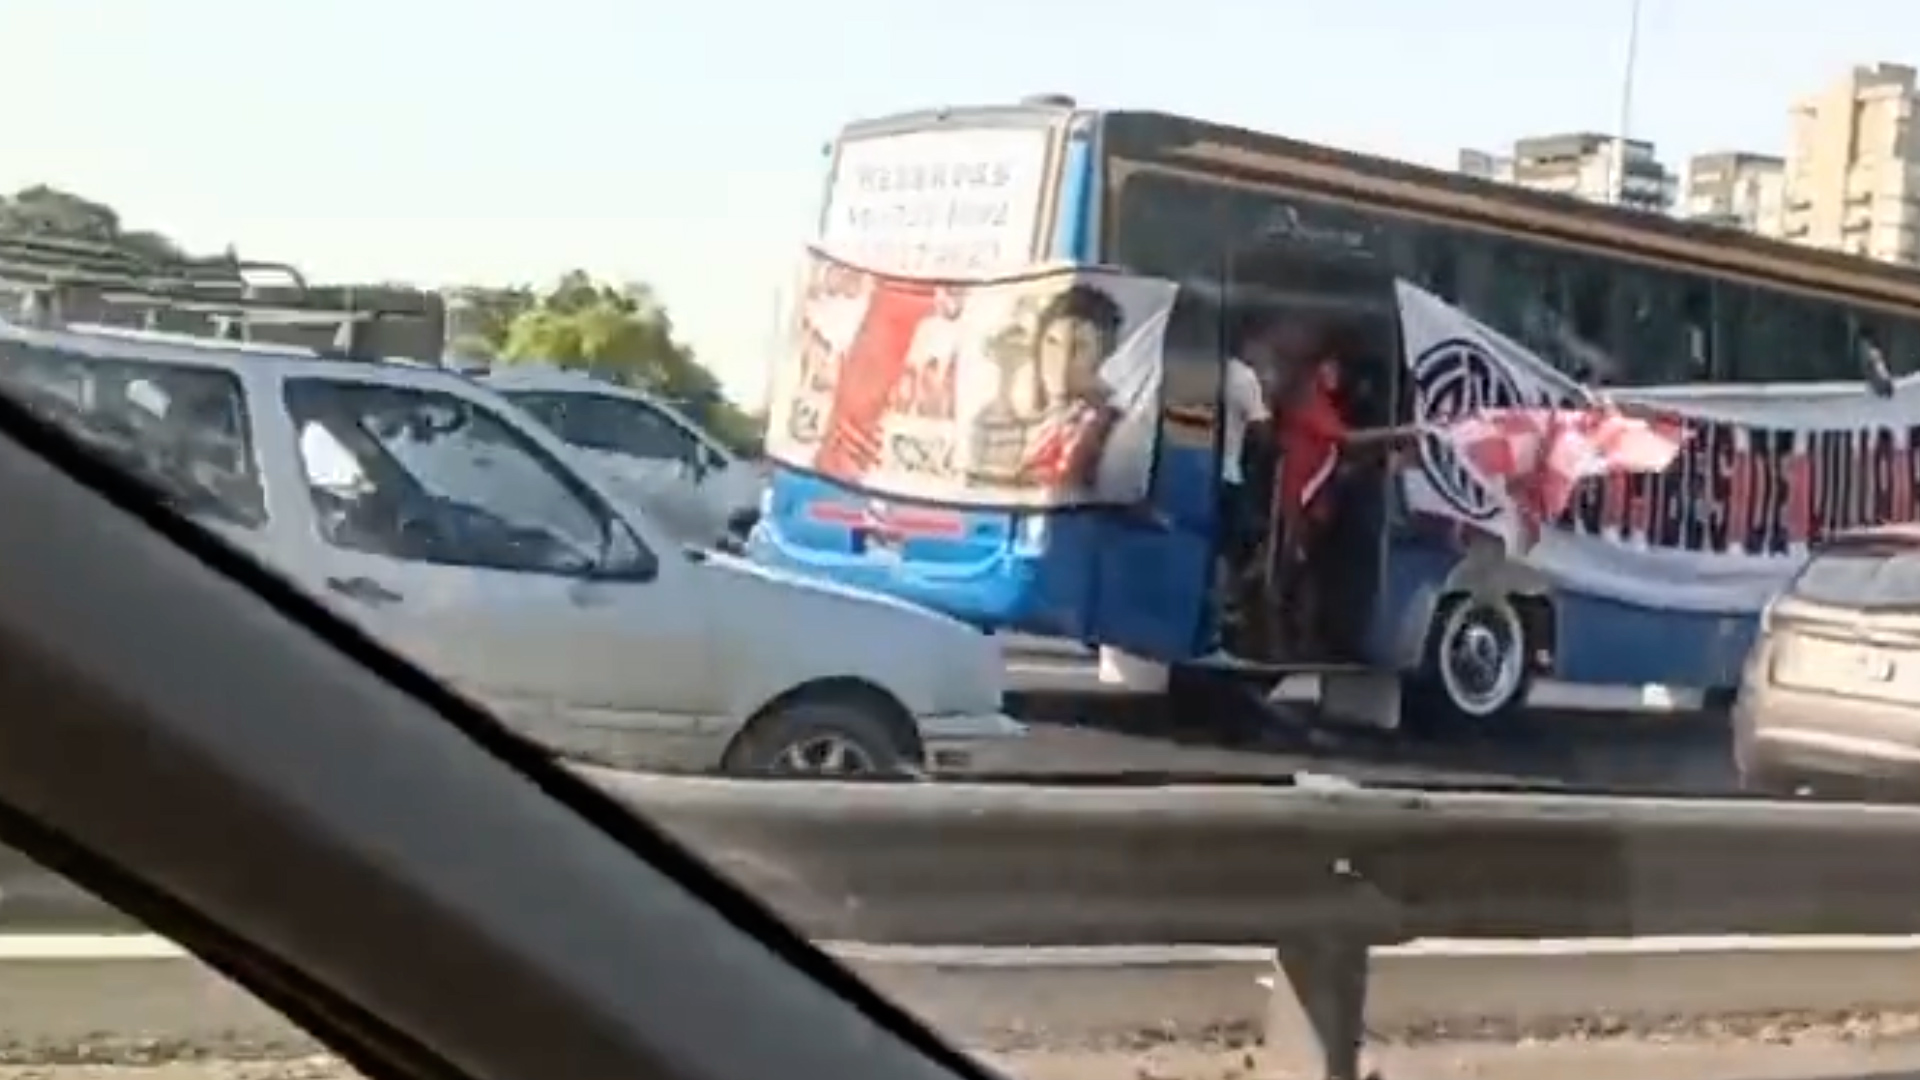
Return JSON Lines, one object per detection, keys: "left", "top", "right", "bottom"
{"left": 1791, "top": 545, "right": 1920, "bottom": 609}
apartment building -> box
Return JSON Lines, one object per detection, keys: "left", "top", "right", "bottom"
{"left": 1778, "top": 62, "right": 1920, "bottom": 263}
{"left": 1681, "top": 152, "right": 1785, "bottom": 234}
{"left": 1457, "top": 132, "right": 1676, "bottom": 212}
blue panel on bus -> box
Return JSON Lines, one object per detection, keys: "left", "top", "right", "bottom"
{"left": 1370, "top": 532, "right": 1754, "bottom": 692}
{"left": 751, "top": 473, "right": 1047, "bottom": 629}
{"left": 1052, "top": 125, "right": 1097, "bottom": 262}
{"left": 1551, "top": 593, "right": 1756, "bottom": 691}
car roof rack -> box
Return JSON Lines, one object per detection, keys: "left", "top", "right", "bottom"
{"left": 0, "top": 233, "right": 442, "bottom": 362}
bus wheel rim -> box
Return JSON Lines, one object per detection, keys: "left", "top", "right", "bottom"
{"left": 1439, "top": 599, "right": 1525, "bottom": 718}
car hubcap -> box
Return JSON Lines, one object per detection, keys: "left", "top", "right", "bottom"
{"left": 773, "top": 734, "right": 877, "bottom": 775}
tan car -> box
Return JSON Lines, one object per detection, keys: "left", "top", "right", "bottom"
{"left": 1735, "top": 525, "right": 1920, "bottom": 798}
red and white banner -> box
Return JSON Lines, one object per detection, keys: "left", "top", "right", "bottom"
{"left": 766, "top": 249, "right": 1179, "bottom": 509}
{"left": 1398, "top": 281, "right": 1920, "bottom": 613}
{"left": 1436, "top": 406, "right": 1686, "bottom": 552}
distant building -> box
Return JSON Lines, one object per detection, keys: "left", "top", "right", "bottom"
{"left": 1682, "top": 152, "right": 1785, "bottom": 234}
{"left": 1778, "top": 62, "right": 1920, "bottom": 264}
{"left": 1456, "top": 148, "right": 1512, "bottom": 182}
{"left": 1457, "top": 132, "right": 1676, "bottom": 212}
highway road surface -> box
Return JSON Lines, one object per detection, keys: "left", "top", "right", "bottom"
{"left": 998, "top": 636, "right": 1739, "bottom": 795}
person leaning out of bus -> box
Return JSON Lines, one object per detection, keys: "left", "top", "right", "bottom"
{"left": 1267, "top": 320, "right": 1421, "bottom": 655}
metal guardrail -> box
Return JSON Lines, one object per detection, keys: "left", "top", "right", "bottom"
{"left": 582, "top": 770, "right": 1920, "bottom": 1080}
{"left": 15, "top": 770, "right": 1920, "bottom": 1079}
{"left": 588, "top": 770, "right": 1920, "bottom": 945}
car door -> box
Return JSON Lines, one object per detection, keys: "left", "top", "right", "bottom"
{"left": 268, "top": 368, "right": 719, "bottom": 736}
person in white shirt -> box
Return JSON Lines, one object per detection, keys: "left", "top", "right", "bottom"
{"left": 1218, "top": 349, "right": 1273, "bottom": 568}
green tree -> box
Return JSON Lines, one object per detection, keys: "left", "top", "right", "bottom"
{"left": 444, "top": 285, "right": 536, "bottom": 360}
{"left": 498, "top": 271, "right": 762, "bottom": 455}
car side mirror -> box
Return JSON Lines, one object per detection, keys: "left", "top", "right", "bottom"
{"left": 693, "top": 445, "right": 728, "bottom": 480}
{"left": 592, "top": 519, "right": 658, "bottom": 583}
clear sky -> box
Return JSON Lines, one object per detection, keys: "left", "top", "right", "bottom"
{"left": 0, "top": 1, "right": 1911, "bottom": 407}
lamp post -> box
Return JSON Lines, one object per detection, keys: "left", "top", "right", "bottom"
{"left": 1610, "top": 0, "right": 1645, "bottom": 207}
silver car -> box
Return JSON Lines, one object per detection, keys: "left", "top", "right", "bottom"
{"left": 1735, "top": 525, "right": 1920, "bottom": 797}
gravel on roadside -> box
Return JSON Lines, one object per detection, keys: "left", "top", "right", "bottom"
{"left": 15, "top": 1012, "right": 1920, "bottom": 1080}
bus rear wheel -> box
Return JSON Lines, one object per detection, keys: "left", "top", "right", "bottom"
{"left": 1405, "top": 594, "right": 1532, "bottom": 738}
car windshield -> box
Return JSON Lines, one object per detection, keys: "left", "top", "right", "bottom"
{"left": 9, "top": 12, "right": 1920, "bottom": 1080}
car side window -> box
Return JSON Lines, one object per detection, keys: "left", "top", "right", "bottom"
{"left": 508, "top": 390, "right": 702, "bottom": 465}
{"left": 0, "top": 341, "right": 267, "bottom": 529}
{"left": 284, "top": 379, "right": 612, "bottom": 576}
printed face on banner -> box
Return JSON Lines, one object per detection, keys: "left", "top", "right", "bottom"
{"left": 765, "top": 250, "right": 1178, "bottom": 508}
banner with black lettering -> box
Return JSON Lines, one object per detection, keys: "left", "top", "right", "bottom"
{"left": 1398, "top": 280, "right": 1920, "bottom": 613}
{"left": 766, "top": 248, "right": 1178, "bottom": 508}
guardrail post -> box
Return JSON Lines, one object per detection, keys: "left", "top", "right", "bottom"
{"left": 1263, "top": 856, "right": 1400, "bottom": 1080}
{"left": 1266, "top": 934, "right": 1374, "bottom": 1080}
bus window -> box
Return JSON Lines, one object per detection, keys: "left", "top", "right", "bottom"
{"left": 1530, "top": 252, "right": 1617, "bottom": 382}
{"left": 1107, "top": 170, "right": 1379, "bottom": 280}
{"left": 1721, "top": 284, "right": 1850, "bottom": 382}
{"left": 1612, "top": 266, "right": 1712, "bottom": 385}
{"left": 1399, "top": 222, "right": 1459, "bottom": 302}
{"left": 1854, "top": 309, "right": 1920, "bottom": 378}
{"left": 1893, "top": 316, "right": 1920, "bottom": 376}
{"left": 1461, "top": 237, "right": 1556, "bottom": 353}
{"left": 1558, "top": 257, "right": 1613, "bottom": 347}
{"left": 1806, "top": 301, "right": 1852, "bottom": 380}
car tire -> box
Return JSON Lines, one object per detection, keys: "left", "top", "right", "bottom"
{"left": 722, "top": 699, "right": 916, "bottom": 778}
{"left": 1403, "top": 593, "right": 1533, "bottom": 739}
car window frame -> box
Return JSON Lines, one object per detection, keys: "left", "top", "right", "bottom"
{"left": 506, "top": 387, "right": 724, "bottom": 471}
{"left": 273, "top": 366, "right": 675, "bottom": 577}
{"left": 0, "top": 338, "right": 273, "bottom": 531}
{"left": 0, "top": 373, "right": 983, "bottom": 1080}
{"left": 283, "top": 376, "right": 619, "bottom": 577}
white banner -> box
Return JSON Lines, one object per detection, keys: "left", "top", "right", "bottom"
{"left": 767, "top": 249, "right": 1178, "bottom": 509}
{"left": 1397, "top": 281, "right": 1920, "bottom": 614}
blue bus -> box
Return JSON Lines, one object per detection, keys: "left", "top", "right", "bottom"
{"left": 751, "top": 97, "right": 1920, "bottom": 732}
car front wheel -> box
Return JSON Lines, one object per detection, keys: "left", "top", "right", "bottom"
{"left": 722, "top": 698, "right": 915, "bottom": 777}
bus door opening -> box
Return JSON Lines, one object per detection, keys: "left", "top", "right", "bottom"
{"left": 1217, "top": 248, "right": 1402, "bottom": 668}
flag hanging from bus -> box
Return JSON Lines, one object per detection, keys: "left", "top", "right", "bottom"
{"left": 766, "top": 248, "right": 1179, "bottom": 509}
{"left": 1437, "top": 406, "right": 1686, "bottom": 554}
{"left": 1396, "top": 280, "right": 1920, "bottom": 615}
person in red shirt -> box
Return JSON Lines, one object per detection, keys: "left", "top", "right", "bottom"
{"left": 1269, "top": 323, "right": 1419, "bottom": 656}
